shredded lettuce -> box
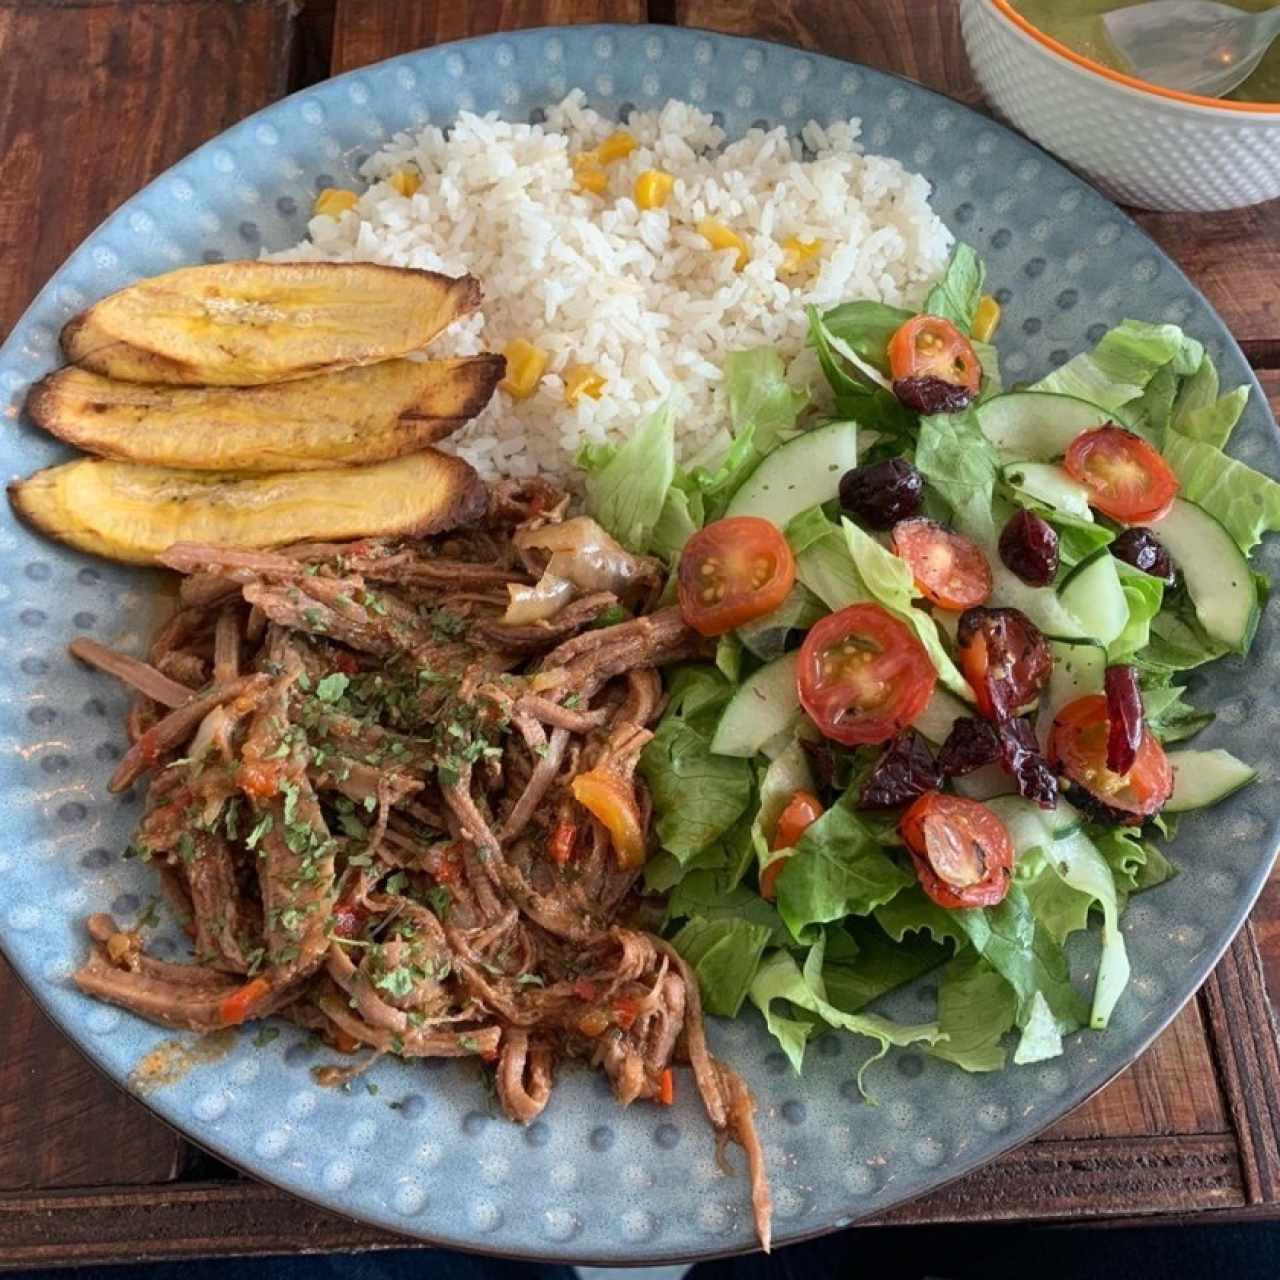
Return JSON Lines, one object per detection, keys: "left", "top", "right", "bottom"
{"left": 875, "top": 884, "right": 970, "bottom": 951}
{"left": 1162, "top": 430, "right": 1280, "bottom": 554}
{"left": 1141, "top": 681, "right": 1214, "bottom": 744}
{"left": 931, "top": 949, "right": 1018, "bottom": 1073}
{"left": 773, "top": 795, "right": 914, "bottom": 944}
{"left": 815, "top": 300, "right": 912, "bottom": 376}
{"left": 750, "top": 738, "right": 815, "bottom": 882}
{"left": 915, "top": 409, "right": 1001, "bottom": 543}
{"left": 1173, "top": 352, "right": 1250, "bottom": 449}
{"left": 579, "top": 396, "right": 677, "bottom": 554}
{"left": 650, "top": 478, "right": 702, "bottom": 564}
{"left": 923, "top": 243, "right": 985, "bottom": 335}
{"left": 736, "top": 583, "right": 826, "bottom": 660}
{"left": 670, "top": 915, "right": 774, "bottom": 1018}
{"left": 749, "top": 938, "right": 943, "bottom": 1083}
{"left": 1110, "top": 561, "right": 1164, "bottom": 659}
{"left": 726, "top": 347, "right": 809, "bottom": 452}
{"left": 818, "top": 919, "right": 951, "bottom": 1014}
{"left": 667, "top": 871, "right": 789, "bottom": 942}
{"left": 639, "top": 667, "right": 753, "bottom": 869}
{"left": 1029, "top": 319, "right": 1202, "bottom": 428}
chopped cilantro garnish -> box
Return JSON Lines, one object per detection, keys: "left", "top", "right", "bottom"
{"left": 315, "top": 673, "right": 350, "bottom": 703}
{"left": 246, "top": 813, "right": 274, "bottom": 850}
{"left": 253, "top": 1026, "right": 280, "bottom": 1049}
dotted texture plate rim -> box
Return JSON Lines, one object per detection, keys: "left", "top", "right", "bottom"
{"left": 1, "top": 24, "right": 1278, "bottom": 1266}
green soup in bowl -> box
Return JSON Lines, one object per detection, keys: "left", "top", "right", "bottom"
{"left": 1012, "top": 0, "right": 1280, "bottom": 102}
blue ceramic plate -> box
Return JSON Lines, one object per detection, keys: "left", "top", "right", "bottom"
{"left": 0, "top": 24, "right": 1276, "bottom": 1266}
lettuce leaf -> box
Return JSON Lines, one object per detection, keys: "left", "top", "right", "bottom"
{"left": 666, "top": 871, "right": 789, "bottom": 943}
{"left": 1049, "top": 512, "right": 1115, "bottom": 569}
{"left": 923, "top": 243, "right": 985, "bottom": 335}
{"left": 1029, "top": 319, "right": 1202, "bottom": 427}
{"left": 1172, "top": 353, "right": 1250, "bottom": 450}
{"left": 818, "top": 918, "right": 951, "bottom": 1014}
{"left": 1141, "top": 681, "right": 1214, "bottom": 744}
{"left": 748, "top": 940, "right": 943, "bottom": 1082}
{"left": 726, "top": 347, "right": 808, "bottom": 454}
{"left": 1091, "top": 825, "right": 1177, "bottom": 911}
{"left": 1138, "top": 595, "right": 1230, "bottom": 673}
{"left": 931, "top": 949, "right": 1018, "bottom": 1073}
{"left": 915, "top": 409, "right": 1001, "bottom": 543}
{"left": 874, "top": 884, "right": 969, "bottom": 951}
{"left": 1110, "top": 561, "right": 1164, "bottom": 659}
{"left": 650, "top": 478, "right": 703, "bottom": 564}
{"left": 1162, "top": 429, "right": 1280, "bottom": 554}
{"left": 817, "top": 300, "right": 912, "bottom": 376}
{"left": 579, "top": 397, "right": 677, "bottom": 554}
{"left": 670, "top": 915, "right": 773, "bottom": 1017}
{"left": 950, "top": 884, "right": 1089, "bottom": 1061}
{"left": 639, "top": 667, "right": 753, "bottom": 865}
{"left": 774, "top": 796, "right": 914, "bottom": 943}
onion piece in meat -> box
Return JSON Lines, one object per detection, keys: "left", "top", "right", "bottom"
{"left": 505, "top": 517, "right": 657, "bottom": 624}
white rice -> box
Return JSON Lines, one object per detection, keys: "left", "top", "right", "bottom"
{"left": 273, "top": 91, "right": 953, "bottom": 481}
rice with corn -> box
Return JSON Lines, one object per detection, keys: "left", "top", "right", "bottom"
{"left": 274, "top": 91, "right": 954, "bottom": 481}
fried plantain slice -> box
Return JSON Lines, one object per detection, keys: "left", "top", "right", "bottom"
{"left": 62, "top": 261, "right": 483, "bottom": 386}
{"left": 8, "top": 451, "right": 486, "bottom": 565}
{"left": 26, "top": 355, "right": 504, "bottom": 471}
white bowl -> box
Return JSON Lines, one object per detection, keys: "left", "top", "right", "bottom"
{"left": 960, "top": 0, "right": 1280, "bottom": 211}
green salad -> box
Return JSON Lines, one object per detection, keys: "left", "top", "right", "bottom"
{"left": 578, "top": 244, "right": 1277, "bottom": 1080}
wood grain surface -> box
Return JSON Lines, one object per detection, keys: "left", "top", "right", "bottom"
{"left": 0, "top": 0, "right": 1278, "bottom": 1260}
{"left": 0, "top": 0, "right": 296, "bottom": 1193}
{"left": 329, "top": 0, "right": 645, "bottom": 75}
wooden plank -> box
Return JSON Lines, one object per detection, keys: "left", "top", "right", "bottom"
{"left": 1202, "top": 925, "right": 1280, "bottom": 1204}
{"left": 0, "top": 1135, "right": 1246, "bottom": 1266}
{"left": 0, "top": 958, "right": 184, "bottom": 1191}
{"left": 0, "top": 0, "right": 296, "bottom": 339}
{"left": 673, "top": 0, "right": 1280, "bottom": 359}
{"left": 330, "top": 0, "right": 646, "bottom": 76}
{"left": 0, "top": 0, "right": 296, "bottom": 1190}
{"left": 1043, "top": 1000, "right": 1228, "bottom": 1141}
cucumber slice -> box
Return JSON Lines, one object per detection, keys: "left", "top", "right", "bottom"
{"left": 1164, "top": 748, "right": 1257, "bottom": 812}
{"left": 725, "top": 420, "right": 858, "bottom": 530}
{"left": 953, "top": 763, "right": 1014, "bottom": 802}
{"left": 709, "top": 651, "right": 801, "bottom": 758}
{"left": 1035, "top": 638, "right": 1106, "bottom": 745}
{"left": 1057, "top": 551, "right": 1128, "bottom": 651}
{"left": 987, "top": 795, "right": 1085, "bottom": 845}
{"left": 1002, "top": 462, "right": 1094, "bottom": 522}
{"left": 912, "top": 686, "right": 972, "bottom": 745}
{"left": 1149, "top": 498, "right": 1258, "bottom": 652}
{"left": 976, "top": 392, "right": 1110, "bottom": 462}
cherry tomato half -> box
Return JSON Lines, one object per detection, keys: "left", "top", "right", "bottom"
{"left": 677, "top": 516, "right": 795, "bottom": 637}
{"left": 1063, "top": 425, "right": 1179, "bottom": 524}
{"left": 899, "top": 792, "right": 1014, "bottom": 908}
{"left": 956, "top": 606, "right": 1053, "bottom": 722}
{"left": 1050, "top": 694, "right": 1173, "bottom": 823}
{"left": 887, "top": 315, "right": 982, "bottom": 415}
{"left": 797, "top": 604, "right": 937, "bottom": 747}
{"left": 892, "top": 517, "right": 993, "bottom": 610}
{"left": 760, "top": 790, "right": 823, "bottom": 902}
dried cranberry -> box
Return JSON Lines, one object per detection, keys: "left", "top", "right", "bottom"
{"left": 997, "top": 716, "right": 1059, "bottom": 810}
{"left": 937, "top": 716, "right": 1002, "bottom": 777}
{"left": 998, "top": 509, "right": 1060, "bottom": 588}
{"left": 956, "top": 607, "right": 1054, "bottom": 722}
{"left": 1104, "top": 664, "right": 1143, "bottom": 775}
{"left": 859, "top": 729, "right": 941, "bottom": 809}
{"left": 892, "top": 375, "right": 976, "bottom": 416}
{"left": 1109, "top": 527, "right": 1176, "bottom": 587}
{"left": 838, "top": 458, "right": 923, "bottom": 531}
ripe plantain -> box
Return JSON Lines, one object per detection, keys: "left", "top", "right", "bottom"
{"left": 62, "top": 261, "right": 482, "bottom": 386}
{"left": 8, "top": 450, "right": 487, "bottom": 565}
{"left": 26, "top": 355, "right": 504, "bottom": 471}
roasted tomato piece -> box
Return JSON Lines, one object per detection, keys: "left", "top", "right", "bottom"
{"left": 797, "top": 604, "right": 937, "bottom": 746}
{"left": 891, "top": 517, "right": 992, "bottom": 610}
{"left": 899, "top": 792, "right": 1014, "bottom": 908}
{"left": 957, "top": 606, "right": 1053, "bottom": 722}
{"left": 1050, "top": 694, "right": 1173, "bottom": 823}
{"left": 571, "top": 769, "right": 647, "bottom": 867}
{"left": 859, "top": 729, "right": 941, "bottom": 809}
{"left": 1063, "top": 425, "right": 1179, "bottom": 524}
{"left": 677, "top": 515, "right": 795, "bottom": 637}
{"left": 760, "top": 790, "right": 823, "bottom": 901}
{"left": 887, "top": 315, "right": 982, "bottom": 415}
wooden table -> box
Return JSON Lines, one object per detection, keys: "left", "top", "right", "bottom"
{"left": 2, "top": 0, "right": 1279, "bottom": 1266}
